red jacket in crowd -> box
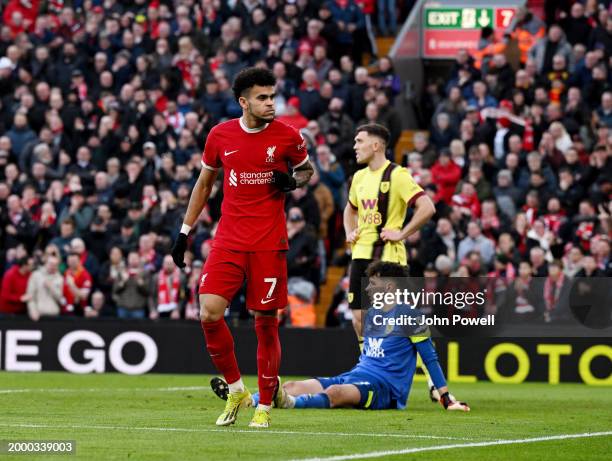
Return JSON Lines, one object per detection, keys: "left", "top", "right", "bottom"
{"left": 431, "top": 159, "right": 462, "bottom": 204}
{"left": 2, "top": 0, "right": 40, "bottom": 37}
{"left": 0, "top": 265, "right": 31, "bottom": 314}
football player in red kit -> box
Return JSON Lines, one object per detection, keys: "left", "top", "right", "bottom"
{"left": 171, "top": 67, "right": 314, "bottom": 428}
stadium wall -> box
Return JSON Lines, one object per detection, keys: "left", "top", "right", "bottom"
{"left": 0, "top": 319, "right": 610, "bottom": 385}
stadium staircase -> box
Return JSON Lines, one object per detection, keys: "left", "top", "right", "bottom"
{"left": 315, "top": 266, "right": 345, "bottom": 326}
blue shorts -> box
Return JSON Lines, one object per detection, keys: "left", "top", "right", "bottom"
{"left": 316, "top": 371, "right": 394, "bottom": 410}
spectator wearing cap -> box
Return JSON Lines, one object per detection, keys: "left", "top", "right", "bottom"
{"left": 112, "top": 250, "right": 150, "bottom": 319}
{"left": 277, "top": 96, "right": 309, "bottom": 130}
{"left": 149, "top": 254, "right": 186, "bottom": 320}
{"left": 0, "top": 256, "right": 33, "bottom": 316}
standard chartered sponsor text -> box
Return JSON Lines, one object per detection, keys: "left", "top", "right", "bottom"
{"left": 240, "top": 171, "right": 273, "bottom": 184}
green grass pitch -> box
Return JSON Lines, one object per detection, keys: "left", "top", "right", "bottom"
{"left": 0, "top": 372, "right": 610, "bottom": 460}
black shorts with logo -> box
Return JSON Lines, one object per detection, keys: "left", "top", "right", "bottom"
{"left": 348, "top": 258, "right": 372, "bottom": 310}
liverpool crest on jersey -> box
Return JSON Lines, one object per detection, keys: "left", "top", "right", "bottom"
{"left": 266, "top": 146, "right": 276, "bottom": 163}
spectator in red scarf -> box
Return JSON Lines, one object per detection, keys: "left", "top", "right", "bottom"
{"left": 543, "top": 260, "right": 571, "bottom": 323}
{"left": 63, "top": 251, "right": 92, "bottom": 315}
{"left": 0, "top": 256, "right": 33, "bottom": 315}
{"left": 452, "top": 182, "right": 482, "bottom": 218}
{"left": 149, "top": 254, "right": 186, "bottom": 320}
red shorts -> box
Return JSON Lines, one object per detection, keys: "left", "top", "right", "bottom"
{"left": 198, "top": 247, "right": 288, "bottom": 311}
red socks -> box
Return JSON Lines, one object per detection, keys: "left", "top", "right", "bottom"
{"left": 201, "top": 315, "right": 281, "bottom": 404}
{"left": 255, "top": 315, "right": 281, "bottom": 406}
{"left": 201, "top": 319, "right": 241, "bottom": 385}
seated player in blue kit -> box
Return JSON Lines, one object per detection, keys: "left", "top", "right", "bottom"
{"left": 212, "top": 261, "right": 470, "bottom": 411}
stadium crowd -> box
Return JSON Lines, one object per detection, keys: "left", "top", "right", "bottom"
{"left": 0, "top": 1, "right": 610, "bottom": 327}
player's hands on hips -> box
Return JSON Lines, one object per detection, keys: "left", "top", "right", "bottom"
{"left": 272, "top": 170, "right": 297, "bottom": 192}
{"left": 380, "top": 228, "right": 404, "bottom": 242}
{"left": 346, "top": 228, "right": 360, "bottom": 244}
{"left": 171, "top": 233, "right": 188, "bottom": 268}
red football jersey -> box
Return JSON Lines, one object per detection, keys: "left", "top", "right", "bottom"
{"left": 201, "top": 118, "right": 308, "bottom": 251}
{"left": 63, "top": 267, "right": 93, "bottom": 312}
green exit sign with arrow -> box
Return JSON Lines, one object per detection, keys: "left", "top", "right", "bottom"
{"left": 425, "top": 7, "right": 494, "bottom": 29}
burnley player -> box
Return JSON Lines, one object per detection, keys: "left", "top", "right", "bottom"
{"left": 171, "top": 67, "right": 314, "bottom": 428}
{"left": 212, "top": 262, "right": 470, "bottom": 412}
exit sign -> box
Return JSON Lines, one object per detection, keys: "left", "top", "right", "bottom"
{"left": 425, "top": 7, "right": 494, "bottom": 29}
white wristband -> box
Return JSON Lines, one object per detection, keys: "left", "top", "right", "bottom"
{"left": 180, "top": 223, "right": 192, "bottom": 235}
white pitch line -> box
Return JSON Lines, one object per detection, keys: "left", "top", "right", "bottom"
{"left": 0, "top": 386, "right": 212, "bottom": 394}
{"left": 292, "top": 431, "right": 612, "bottom": 461}
{"left": 0, "top": 422, "right": 475, "bottom": 441}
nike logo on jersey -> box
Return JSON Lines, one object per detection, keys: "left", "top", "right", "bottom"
{"left": 224, "top": 149, "right": 239, "bottom": 156}
{"left": 261, "top": 298, "right": 276, "bottom": 304}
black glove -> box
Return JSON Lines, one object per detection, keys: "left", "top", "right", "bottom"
{"left": 171, "top": 233, "right": 188, "bottom": 268}
{"left": 272, "top": 170, "right": 297, "bottom": 192}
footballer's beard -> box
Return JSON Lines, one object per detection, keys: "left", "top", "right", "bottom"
{"left": 248, "top": 104, "right": 275, "bottom": 124}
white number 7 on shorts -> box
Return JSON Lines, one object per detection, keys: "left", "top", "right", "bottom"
{"left": 264, "top": 277, "right": 277, "bottom": 299}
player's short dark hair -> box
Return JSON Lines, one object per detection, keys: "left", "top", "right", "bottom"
{"left": 356, "top": 123, "right": 390, "bottom": 146}
{"left": 232, "top": 67, "right": 276, "bottom": 101}
{"left": 366, "top": 261, "right": 409, "bottom": 279}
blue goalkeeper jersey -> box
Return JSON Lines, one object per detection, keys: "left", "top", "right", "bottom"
{"left": 350, "top": 305, "right": 423, "bottom": 408}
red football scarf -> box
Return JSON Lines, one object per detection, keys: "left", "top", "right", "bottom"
{"left": 158, "top": 269, "right": 180, "bottom": 305}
